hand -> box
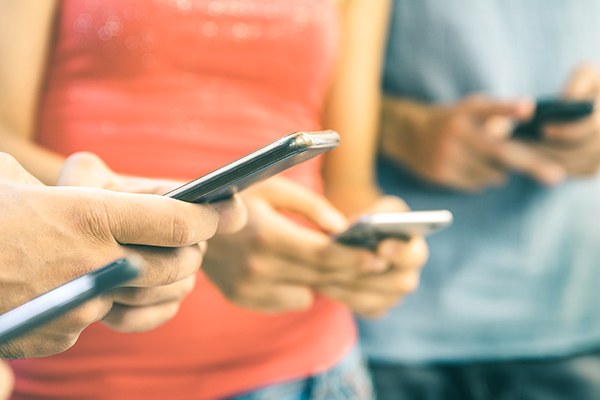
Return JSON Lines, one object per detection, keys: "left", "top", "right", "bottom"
{"left": 58, "top": 152, "right": 247, "bottom": 234}
{"left": 537, "top": 64, "right": 600, "bottom": 175}
{"left": 381, "top": 94, "right": 566, "bottom": 191}
{"left": 0, "top": 153, "right": 225, "bottom": 358}
{"left": 56, "top": 152, "right": 247, "bottom": 333}
{"left": 202, "top": 177, "right": 393, "bottom": 313}
{"left": 0, "top": 361, "right": 13, "bottom": 400}
{"left": 317, "top": 196, "right": 429, "bottom": 317}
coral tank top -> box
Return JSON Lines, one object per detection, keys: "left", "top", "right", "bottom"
{"left": 10, "top": 1, "right": 356, "bottom": 399}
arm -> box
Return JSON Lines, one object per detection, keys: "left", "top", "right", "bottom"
{"left": 0, "top": 0, "right": 65, "bottom": 184}
{"left": 322, "top": 0, "right": 391, "bottom": 215}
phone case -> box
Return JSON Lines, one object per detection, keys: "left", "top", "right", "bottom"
{"left": 164, "top": 130, "right": 340, "bottom": 203}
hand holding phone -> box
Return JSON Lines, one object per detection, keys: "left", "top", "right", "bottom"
{"left": 334, "top": 210, "right": 453, "bottom": 250}
{"left": 513, "top": 99, "right": 595, "bottom": 140}
{"left": 0, "top": 258, "right": 139, "bottom": 346}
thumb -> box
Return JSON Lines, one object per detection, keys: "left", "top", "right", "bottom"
{"left": 562, "top": 63, "right": 600, "bottom": 99}
{"left": 252, "top": 177, "right": 348, "bottom": 233}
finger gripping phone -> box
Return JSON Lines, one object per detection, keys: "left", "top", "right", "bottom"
{"left": 514, "top": 99, "right": 595, "bottom": 140}
{"left": 334, "top": 210, "right": 453, "bottom": 250}
{"left": 0, "top": 258, "right": 139, "bottom": 345}
{"left": 164, "top": 130, "right": 340, "bottom": 203}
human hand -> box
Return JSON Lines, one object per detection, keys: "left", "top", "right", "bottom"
{"left": 202, "top": 177, "right": 394, "bottom": 313}
{"left": 317, "top": 196, "right": 428, "bottom": 317}
{"left": 381, "top": 95, "right": 566, "bottom": 191}
{"left": 58, "top": 152, "right": 247, "bottom": 233}
{"left": 0, "top": 153, "right": 224, "bottom": 358}
{"left": 537, "top": 64, "right": 600, "bottom": 176}
{"left": 0, "top": 361, "right": 13, "bottom": 400}
{"left": 56, "top": 152, "right": 246, "bottom": 333}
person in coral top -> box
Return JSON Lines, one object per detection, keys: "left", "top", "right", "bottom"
{"left": 0, "top": 0, "right": 428, "bottom": 399}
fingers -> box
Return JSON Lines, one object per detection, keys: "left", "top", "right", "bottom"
{"left": 0, "top": 152, "right": 43, "bottom": 185}
{"left": 562, "top": 63, "right": 600, "bottom": 99}
{"left": 461, "top": 95, "right": 535, "bottom": 121}
{"left": 98, "top": 190, "right": 219, "bottom": 247}
{"left": 359, "top": 195, "right": 409, "bottom": 214}
{"left": 102, "top": 301, "right": 181, "bottom": 333}
{"left": 126, "top": 244, "right": 204, "bottom": 287}
{"left": 112, "top": 274, "right": 197, "bottom": 306}
{"left": 249, "top": 198, "right": 387, "bottom": 274}
{"left": 229, "top": 282, "right": 314, "bottom": 313}
{"left": 209, "top": 195, "right": 248, "bottom": 234}
{"left": 318, "top": 285, "right": 399, "bottom": 318}
{"left": 253, "top": 178, "right": 348, "bottom": 233}
{"left": 379, "top": 236, "right": 429, "bottom": 271}
{"left": 544, "top": 113, "right": 600, "bottom": 144}
{"left": 244, "top": 253, "right": 358, "bottom": 286}
{"left": 493, "top": 140, "right": 567, "bottom": 185}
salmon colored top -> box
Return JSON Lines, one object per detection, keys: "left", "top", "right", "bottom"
{"left": 10, "top": 1, "right": 356, "bottom": 399}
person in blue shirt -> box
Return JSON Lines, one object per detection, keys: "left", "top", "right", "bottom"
{"left": 359, "top": 1, "right": 600, "bottom": 399}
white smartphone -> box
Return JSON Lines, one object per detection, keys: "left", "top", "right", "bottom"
{"left": 334, "top": 210, "right": 453, "bottom": 249}
{"left": 164, "top": 130, "right": 339, "bottom": 203}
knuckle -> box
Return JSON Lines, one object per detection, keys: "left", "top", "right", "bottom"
{"left": 127, "top": 288, "right": 153, "bottom": 305}
{"left": 251, "top": 226, "right": 274, "bottom": 249}
{"left": 245, "top": 256, "right": 268, "bottom": 277}
{"left": 163, "top": 250, "right": 184, "bottom": 285}
{"left": 65, "top": 301, "right": 103, "bottom": 329}
{"left": 72, "top": 196, "right": 114, "bottom": 244}
{"left": 169, "top": 210, "right": 195, "bottom": 246}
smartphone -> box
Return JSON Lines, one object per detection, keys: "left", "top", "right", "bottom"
{"left": 0, "top": 258, "right": 139, "bottom": 345}
{"left": 334, "top": 210, "right": 454, "bottom": 250}
{"left": 164, "top": 130, "right": 340, "bottom": 203}
{"left": 514, "top": 99, "right": 595, "bottom": 139}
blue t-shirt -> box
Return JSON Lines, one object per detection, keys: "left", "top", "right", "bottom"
{"left": 358, "top": 0, "right": 600, "bottom": 364}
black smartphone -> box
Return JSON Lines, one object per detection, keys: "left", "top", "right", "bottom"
{"left": 164, "top": 130, "right": 340, "bottom": 203}
{"left": 0, "top": 258, "right": 139, "bottom": 345}
{"left": 334, "top": 210, "right": 453, "bottom": 250}
{"left": 514, "top": 99, "right": 595, "bottom": 140}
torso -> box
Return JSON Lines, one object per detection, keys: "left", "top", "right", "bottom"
{"left": 11, "top": 1, "right": 356, "bottom": 399}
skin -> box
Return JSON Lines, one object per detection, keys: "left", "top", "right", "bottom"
{"left": 0, "top": 0, "right": 427, "bottom": 321}
{"left": 380, "top": 63, "right": 600, "bottom": 193}
{"left": 536, "top": 64, "right": 600, "bottom": 175}
{"left": 0, "top": 0, "right": 424, "bottom": 396}
{"left": 0, "top": 361, "right": 12, "bottom": 400}
{"left": 380, "top": 94, "right": 572, "bottom": 192}
{"left": 0, "top": 152, "right": 245, "bottom": 360}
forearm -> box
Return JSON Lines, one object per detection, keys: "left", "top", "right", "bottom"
{"left": 322, "top": 0, "right": 391, "bottom": 216}
{"left": 379, "top": 96, "right": 431, "bottom": 164}
{"left": 0, "top": 127, "right": 64, "bottom": 185}
{"left": 0, "top": 0, "right": 60, "bottom": 185}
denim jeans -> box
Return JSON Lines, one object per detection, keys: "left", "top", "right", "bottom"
{"left": 225, "top": 346, "right": 374, "bottom": 400}
{"left": 370, "top": 348, "right": 600, "bottom": 400}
